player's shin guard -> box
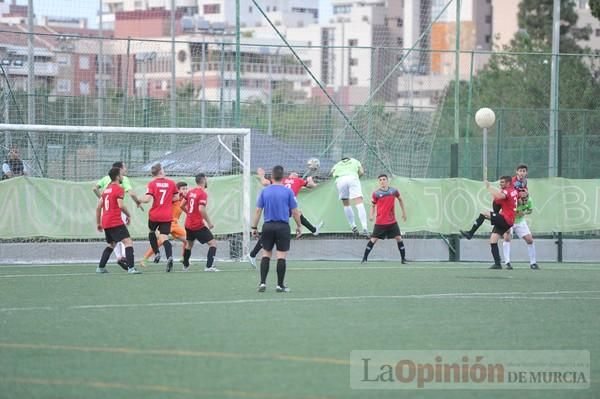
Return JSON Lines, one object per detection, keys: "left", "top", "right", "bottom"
{"left": 99, "top": 247, "right": 114, "bottom": 269}
{"left": 469, "top": 214, "right": 486, "bottom": 235}
{"left": 490, "top": 243, "right": 501, "bottom": 265}
{"left": 502, "top": 241, "right": 511, "bottom": 264}
{"left": 260, "top": 257, "right": 270, "bottom": 284}
{"left": 343, "top": 206, "right": 356, "bottom": 227}
{"left": 300, "top": 214, "right": 316, "bottom": 233}
{"left": 163, "top": 239, "right": 173, "bottom": 259}
{"left": 125, "top": 246, "right": 134, "bottom": 269}
{"left": 149, "top": 232, "right": 159, "bottom": 254}
{"left": 528, "top": 243, "right": 537, "bottom": 265}
{"left": 183, "top": 248, "right": 191, "bottom": 267}
{"left": 207, "top": 246, "right": 217, "bottom": 269}
{"left": 356, "top": 203, "right": 368, "bottom": 230}
{"left": 397, "top": 241, "right": 406, "bottom": 261}
{"left": 362, "top": 241, "right": 375, "bottom": 262}
{"left": 250, "top": 239, "right": 263, "bottom": 258}
{"left": 276, "top": 259, "right": 286, "bottom": 287}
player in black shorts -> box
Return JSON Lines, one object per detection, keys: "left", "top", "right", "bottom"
{"left": 361, "top": 174, "right": 408, "bottom": 264}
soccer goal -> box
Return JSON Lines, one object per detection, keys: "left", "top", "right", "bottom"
{"left": 0, "top": 123, "right": 252, "bottom": 264}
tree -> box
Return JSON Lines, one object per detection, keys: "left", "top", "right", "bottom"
{"left": 517, "top": 0, "right": 589, "bottom": 53}
{"left": 590, "top": 0, "right": 600, "bottom": 20}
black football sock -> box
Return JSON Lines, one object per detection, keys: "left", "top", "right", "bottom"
{"left": 397, "top": 241, "right": 406, "bottom": 260}
{"left": 183, "top": 248, "right": 191, "bottom": 267}
{"left": 362, "top": 241, "right": 375, "bottom": 262}
{"left": 490, "top": 243, "right": 501, "bottom": 265}
{"left": 99, "top": 247, "right": 113, "bottom": 269}
{"left": 125, "top": 246, "right": 134, "bottom": 269}
{"left": 149, "top": 232, "right": 159, "bottom": 254}
{"left": 250, "top": 239, "right": 263, "bottom": 258}
{"left": 300, "top": 214, "right": 316, "bottom": 233}
{"left": 206, "top": 246, "right": 217, "bottom": 269}
{"left": 276, "top": 259, "right": 286, "bottom": 287}
{"left": 163, "top": 240, "right": 173, "bottom": 259}
{"left": 469, "top": 214, "right": 486, "bottom": 235}
{"left": 260, "top": 257, "right": 270, "bottom": 284}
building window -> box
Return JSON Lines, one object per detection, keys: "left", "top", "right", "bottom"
{"left": 273, "top": 6, "right": 277, "bottom": 12}
{"left": 485, "top": 35, "right": 491, "bottom": 43}
{"left": 348, "top": 39, "right": 358, "bottom": 46}
{"left": 134, "top": 0, "right": 142, "bottom": 9}
{"left": 266, "top": 6, "right": 270, "bottom": 11}
{"left": 596, "top": 28, "right": 600, "bottom": 37}
{"left": 79, "top": 81, "right": 90, "bottom": 95}
{"left": 333, "top": 5, "right": 352, "bottom": 14}
{"left": 397, "top": 18, "right": 403, "bottom": 27}
{"left": 203, "top": 4, "right": 220, "bottom": 14}
{"left": 349, "top": 77, "right": 358, "bottom": 85}
{"left": 485, "top": 15, "right": 492, "bottom": 23}
{"left": 349, "top": 58, "right": 358, "bottom": 66}
{"left": 79, "top": 55, "right": 89, "bottom": 69}
{"left": 397, "top": 37, "right": 404, "bottom": 47}
{"left": 57, "top": 79, "right": 71, "bottom": 93}
{"left": 249, "top": 6, "right": 252, "bottom": 13}
{"left": 56, "top": 54, "right": 70, "bottom": 65}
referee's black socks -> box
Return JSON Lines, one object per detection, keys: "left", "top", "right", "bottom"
{"left": 260, "top": 257, "right": 270, "bottom": 284}
{"left": 490, "top": 243, "right": 501, "bottom": 265}
{"left": 99, "top": 247, "right": 113, "bottom": 269}
{"left": 276, "top": 259, "right": 286, "bottom": 288}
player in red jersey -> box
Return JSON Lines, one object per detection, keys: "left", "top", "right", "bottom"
{"left": 460, "top": 176, "right": 519, "bottom": 269}
{"left": 248, "top": 167, "right": 322, "bottom": 268}
{"left": 361, "top": 174, "right": 407, "bottom": 264}
{"left": 95, "top": 167, "right": 141, "bottom": 274}
{"left": 139, "top": 163, "right": 179, "bottom": 272}
{"left": 180, "top": 173, "right": 218, "bottom": 272}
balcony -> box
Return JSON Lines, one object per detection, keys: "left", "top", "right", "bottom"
{"left": 5, "top": 61, "right": 59, "bottom": 77}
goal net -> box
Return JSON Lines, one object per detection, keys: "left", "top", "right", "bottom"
{"left": 0, "top": 123, "right": 251, "bottom": 265}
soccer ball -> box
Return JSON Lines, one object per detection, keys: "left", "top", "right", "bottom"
{"left": 475, "top": 107, "right": 496, "bottom": 128}
{"left": 307, "top": 158, "right": 320, "bottom": 171}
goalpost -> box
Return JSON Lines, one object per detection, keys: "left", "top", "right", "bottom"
{"left": 0, "top": 123, "right": 252, "bottom": 263}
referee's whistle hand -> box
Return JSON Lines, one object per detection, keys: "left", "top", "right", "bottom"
{"left": 295, "top": 227, "right": 302, "bottom": 239}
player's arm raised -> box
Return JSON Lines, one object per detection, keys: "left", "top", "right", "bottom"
{"left": 485, "top": 180, "right": 506, "bottom": 201}
{"left": 256, "top": 167, "right": 271, "bottom": 186}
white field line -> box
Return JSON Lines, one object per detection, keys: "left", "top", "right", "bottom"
{"left": 1, "top": 290, "right": 600, "bottom": 313}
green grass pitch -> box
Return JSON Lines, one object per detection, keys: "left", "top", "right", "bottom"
{"left": 0, "top": 261, "right": 598, "bottom": 399}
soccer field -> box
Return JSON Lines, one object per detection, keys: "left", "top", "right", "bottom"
{"left": 0, "top": 261, "right": 597, "bottom": 399}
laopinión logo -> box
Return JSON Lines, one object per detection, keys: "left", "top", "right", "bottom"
{"left": 350, "top": 350, "right": 590, "bottom": 390}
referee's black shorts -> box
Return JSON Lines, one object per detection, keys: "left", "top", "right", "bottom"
{"left": 371, "top": 223, "right": 401, "bottom": 239}
{"left": 261, "top": 221, "right": 291, "bottom": 252}
{"left": 490, "top": 212, "right": 512, "bottom": 236}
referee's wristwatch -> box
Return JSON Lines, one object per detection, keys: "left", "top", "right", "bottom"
{"left": 251, "top": 226, "right": 258, "bottom": 230}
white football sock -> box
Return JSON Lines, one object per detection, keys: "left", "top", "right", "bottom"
{"left": 114, "top": 242, "right": 125, "bottom": 259}
{"left": 356, "top": 203, "right": 368, "bottom": 230}
{"left": 343, "top": 206, "right": 356, "bottom": 227}
{"left": 527, "top": 243, "right": 537, "bottom": 265}
{"left": 502, "top": 241, "right": 511, "bottom": 264}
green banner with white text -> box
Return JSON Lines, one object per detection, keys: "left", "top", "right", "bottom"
{"left": 0, "top": 176, "right": 598, "bottom": 239}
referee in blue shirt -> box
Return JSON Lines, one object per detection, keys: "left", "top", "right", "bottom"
{"left": 252, "top": 165, "right": 302, "bottom": 292}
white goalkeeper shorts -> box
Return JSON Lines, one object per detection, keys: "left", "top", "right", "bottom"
{"left": 510, "top": 220, "right": 531, "bottom": 239}
{"left": 336, "top": 175, "right": 363, "bottom": 200}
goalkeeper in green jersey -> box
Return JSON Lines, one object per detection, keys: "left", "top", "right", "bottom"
{"left": 502, "top": 191, "right": 540, "bottom": 270}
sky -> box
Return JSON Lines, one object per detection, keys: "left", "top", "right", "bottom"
{"left": 18, "top": 0, "right": 334, "bottom": 29}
